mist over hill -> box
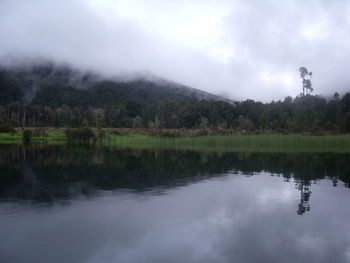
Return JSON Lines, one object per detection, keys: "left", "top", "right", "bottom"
{"left": 0, "top": 60, "right": 231, "bottom": 107}
{"left": 0, "top": 60, "right": 237, "bottom": 128}
{"left": 1, "top": 60, "right": 350, "bottom": 132}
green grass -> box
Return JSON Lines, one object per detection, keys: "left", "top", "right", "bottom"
{"left": 0, "top": 130, "right": 65, "bottom": 144}
{"left": 0, "top": 133, "right": 21, "bottom": 142}
{"left": 106, "top": 133, "right": 350, "bottom": 153}
{"left": 1, "top": 129, "right": 350, "bottom": 153}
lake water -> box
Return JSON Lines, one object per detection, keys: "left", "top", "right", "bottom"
{"left": 0, "top": 144, "right": 349, "bottom": 263}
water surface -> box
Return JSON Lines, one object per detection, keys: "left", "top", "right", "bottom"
{"left": 0, "top": 144, "right": 349, "bottom": 263}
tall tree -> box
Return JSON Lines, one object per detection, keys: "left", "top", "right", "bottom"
{"left": 299, "top": 67, "right": 313, "bottom": 95}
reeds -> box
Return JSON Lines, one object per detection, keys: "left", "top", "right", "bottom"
{"left": 1, "top": 128, "right": 350, "bottom": 152}
{"left": 107, "top": 133, "right": 350, "bottom": 153}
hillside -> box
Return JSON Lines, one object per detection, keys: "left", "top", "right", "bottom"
{"left": 0, "top": 61, "right": 236, "bottom": 128}
{"left": 0, "top": 62, "right": 230, "bottom": 107}
{"left": 1, "top": 61, "right": 350, "bottom": 132}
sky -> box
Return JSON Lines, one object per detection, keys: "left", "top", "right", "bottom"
{"left": 1, "top": 0, "right": 350, "bottom": 101}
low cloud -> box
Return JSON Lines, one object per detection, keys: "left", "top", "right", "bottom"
{"left": 1, "top": 0, "right": 350, "bottom": 101}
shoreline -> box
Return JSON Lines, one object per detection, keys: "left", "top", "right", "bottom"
{"left": 1, "top": 128, "right": 350, "bottom": 153}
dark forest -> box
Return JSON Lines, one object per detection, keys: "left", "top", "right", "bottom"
{"left": 1, "top": 64, "right": 349, "bottom": 133}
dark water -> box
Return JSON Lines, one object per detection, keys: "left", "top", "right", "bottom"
{"left": 0, "top": 144, "right": 350, "bottom": 263}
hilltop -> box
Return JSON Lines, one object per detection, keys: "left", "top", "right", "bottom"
{"left": 0, "top": 61, "right": 232, "bottom": 107}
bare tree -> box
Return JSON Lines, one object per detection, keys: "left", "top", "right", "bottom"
{"left": 299, "top": 67, "right": 313, "bottom": 95}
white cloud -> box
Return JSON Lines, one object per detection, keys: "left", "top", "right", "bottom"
{"left": 1, "top": 0, "right": 350, "bottom": 101}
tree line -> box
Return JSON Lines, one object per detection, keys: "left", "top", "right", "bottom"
{"left": 1, "top": 91, "right": 350, "bottom": 133}
{"left": 1, "top": 65, "right": 350, "bottom": 133}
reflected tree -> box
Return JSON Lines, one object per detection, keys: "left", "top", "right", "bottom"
{"left": 0, "top": 145, "right": 349, "bottom": 208}
{"left": 295, "top": 178, "right": 312, "bottom": 215}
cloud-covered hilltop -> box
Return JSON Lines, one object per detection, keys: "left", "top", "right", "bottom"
{"left": 0, "top": 60, "right": 229, "bottom": 105}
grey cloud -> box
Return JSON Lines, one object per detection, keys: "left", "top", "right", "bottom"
{"left": 222, "top": 0, "right": 350, "bottom": 99}
{"left": 1, "top": 0, "right": 350, "bottom": 101}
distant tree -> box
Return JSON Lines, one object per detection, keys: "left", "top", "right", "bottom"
{"left": 198, "top": 116, "right": 209, "bottom": 129}
{"left": 168, "top": 114, "right": 179, "bottom": 128}
{"left": 104, "top": 104, "right": 126, "bottom": 127}
{"left": 133, "top": 116, "right": 142, "bottom": 128}
{"left": 90, "top": 108, "right": 105, "bottom": 127}
{"left": 333, "top": 92, "right": 340, "bottom": 101}
{"left": 238, "top": 115, "right": 255, "bottom": 132}
{"left": 299, "top": 67, "right": 313, "bottom": 95}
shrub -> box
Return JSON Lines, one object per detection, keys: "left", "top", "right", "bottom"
{"left": 191, "top": 129, "right": 210, "bottom": 136}
{"left": 0, "top": 123, "right": 16, "bottom": 133}
{"left": 149, "top": 129, "right": 181, "bottom": 138}
{"left": 65, "top": 128, "right": 95, "bottom": 144}
{"left": 111, "top": 130, "right": 128, "bottom": 136}
{"left": 97, "top": 128, "right": 106, "bottom": 138}
{"left": 22, "top": 129, "right": 32, "bottom": 143}
{"left": 32, "top": 128, "right": 48, "bottom": 137}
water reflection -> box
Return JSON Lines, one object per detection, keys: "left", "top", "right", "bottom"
{"left": 295, "top": 179, "right": 312, "bottom": 215}
{"left": 1, "top": 144, "right": 350, "bottom": 263}
{"left": 0, "top": 144, "right": 349, "bottom": 205}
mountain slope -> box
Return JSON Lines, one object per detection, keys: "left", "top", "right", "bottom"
{"left": 0, "top": 62, "right": 231, "bottom": 107}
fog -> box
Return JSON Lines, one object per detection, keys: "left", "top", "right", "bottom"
{"left": 1, "top": 0, "right": 350, "bottom": 101}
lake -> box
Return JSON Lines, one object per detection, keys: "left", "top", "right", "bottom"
{"left": 0, "top": 144, "right": 349, "bottom": 263}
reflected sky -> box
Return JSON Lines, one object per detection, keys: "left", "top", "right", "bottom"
{"left": 1, "top": 172, "right": 350, "bottom": 263}
{"left": 1, "top": 145, "right": 350, "bottom": 263}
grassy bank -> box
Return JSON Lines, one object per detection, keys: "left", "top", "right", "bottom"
{"left": 1, "top": 128, "right": 350, "bottom": 152}
{"left": 107, "top": 133, "right": 350, "bottom": 153}
{"left": 0, "top": 129, "right": 65, "bottom": 144}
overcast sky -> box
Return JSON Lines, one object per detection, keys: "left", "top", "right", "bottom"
{"left": 1, "top": 0, "right": 350, "bottom": 101}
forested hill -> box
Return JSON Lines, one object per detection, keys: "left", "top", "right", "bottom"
{"left": 0, "top": 62, "right": 229, "bottom": 107}
{"left": 1, "top": 61, "right": 350, "bottom": 132}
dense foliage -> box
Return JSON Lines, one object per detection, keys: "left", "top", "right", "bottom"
{"left": 0, "top": 64, "right": 350, "bottom": 133}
